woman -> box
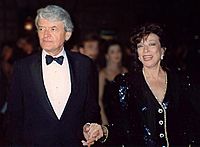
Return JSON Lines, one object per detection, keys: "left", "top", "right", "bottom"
{"left": 98, "top": 40, "right": 128, "bottom": 125}
{"left": 102, "top": 23, "right": 196, "bottom": 146}
{"left": 82, "top": 23, "right": 199, "bottom": 147}
{"left": 122, "top": 23, "right": 192, "bottom": 146}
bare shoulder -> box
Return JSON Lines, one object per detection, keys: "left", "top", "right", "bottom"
{"left": 99, "top": 68, "right": 106, "bottom": 79}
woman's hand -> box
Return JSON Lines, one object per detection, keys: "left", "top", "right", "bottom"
{"left": 82, "top": 123, "right": 104, "bottom": 146}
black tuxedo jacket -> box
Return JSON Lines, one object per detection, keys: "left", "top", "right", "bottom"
{"left": 5, "top": 50, "right": 100, "bottom": 146}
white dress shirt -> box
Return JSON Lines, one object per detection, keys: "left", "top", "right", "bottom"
{"left": 42, "top": 48, "right": 71, "bottom": 119}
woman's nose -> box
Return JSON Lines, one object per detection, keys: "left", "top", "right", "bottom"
{"left": 143, "top": 45, "right": 149, "bottom": 52}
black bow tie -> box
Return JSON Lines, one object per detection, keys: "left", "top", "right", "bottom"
{"left": 46, "top": 55, "right": 64, "bottom": 65}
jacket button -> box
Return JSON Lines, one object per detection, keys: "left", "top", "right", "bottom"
{"left": 159, "top": 120, "right": 163, "bottom": 125}
{"left": 158, "top": 108, "right": 163, "bottom": 113}
{"left": 159, "top": 133, "right": 165, "bottom": 138}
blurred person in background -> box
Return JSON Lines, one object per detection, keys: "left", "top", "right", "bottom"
{"left": 0, "top": 43, "right": 14, "bottom": 145}
{"left": 70, "top": 44, "right": 80, "bottom": 53}
{"left": 0, "top": 43, "right": 14, "bottom": 81}
{"left": 16, "top": 36, "right": 38, "bottom": 59}
{"left": 0, "top": 43, "right": 14, "bottom": 103}
{"left": 79, "top": 33, "right": 100, "bottom": 61}
{"left": 98, "top": 40, "right": 128, "bottom": 126}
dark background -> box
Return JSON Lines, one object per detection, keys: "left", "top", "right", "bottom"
{"left": 0, "top": 0, "right": 200, "bottom": 43}
{"left": 0, "top": 0, "right": 200, "bottom": 82}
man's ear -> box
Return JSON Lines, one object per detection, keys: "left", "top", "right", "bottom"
{"left": 65, "top": 32, "right": 72, "bottom": 41}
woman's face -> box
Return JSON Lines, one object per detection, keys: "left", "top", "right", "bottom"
{"left": 137, "top": 33, "right": 164, "bottom": 69}
{"left": 106, "top": 44, "right": 122, "bottom": 64}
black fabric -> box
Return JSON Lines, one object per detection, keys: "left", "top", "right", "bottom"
{"left": 45, "top": 55, "right": 64, "bottom": 65}
{"left": 5, "top": 50, "right": 100, "bottom": 146}
{"left": 107, "top": 70, "right": 198, "bottom": 146}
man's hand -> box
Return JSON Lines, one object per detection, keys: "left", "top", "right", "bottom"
{"left": 82, "top": 123, "right": 104, "bottom": 146}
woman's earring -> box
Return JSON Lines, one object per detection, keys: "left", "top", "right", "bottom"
{"left": 161, "top": 54, "right": 164, "bottom": 60}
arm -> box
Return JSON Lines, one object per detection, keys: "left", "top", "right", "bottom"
{"left": 98, "top": 70, "right": 109, "bottom": 125}
{"left": 82, "top": 123, "right": 108, "bottom": 146}
{"left": 84, "top": 59, "right": 101, "bottom": 123}
{"left": 83, "top": 73, "right": 131, "bottom": 146}
{"left": 82, "top": 59, "right": 101, "bottom": 145}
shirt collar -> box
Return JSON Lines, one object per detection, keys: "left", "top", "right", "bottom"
{"left": 42, "top": 47, "right": 65, "bottom": 58}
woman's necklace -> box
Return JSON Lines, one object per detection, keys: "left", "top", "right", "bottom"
{"left": 142, "top": 68, "right": 168, "bottom": 103}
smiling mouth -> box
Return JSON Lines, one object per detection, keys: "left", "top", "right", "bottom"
{"left": 143, "top": 55, "right": 153, "bottom": 61}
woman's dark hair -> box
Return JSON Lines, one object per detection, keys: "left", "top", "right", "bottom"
{"left": 103, "top": 40, "right": 123, "bottom": 54}
{"left": 99, "top": 40, "right": 124, "bottom": 68}
{"left": 130, "top": 23, "right": 168, "bottom": 71}
{"left": 130, "top": 23, "right": 166, "bottom": 48}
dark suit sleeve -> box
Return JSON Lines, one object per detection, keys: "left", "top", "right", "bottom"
{"left": 5, "top": 61, "right": 24, "bottom": 144}
{"left": 83, "top": 60, "right": 101, "bottom": 123}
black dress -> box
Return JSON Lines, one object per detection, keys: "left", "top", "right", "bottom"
{"left": 102, "top": 79, "right": 115, "bottom": 124}
{"left": 107, "top": 69, "right": 196, "bottom": 146}
{"left": 101, "top": 76, "right": 133, "bottom": 146}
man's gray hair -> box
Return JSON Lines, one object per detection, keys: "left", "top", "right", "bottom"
{"left": 35, "top": 5, "right": 74, "bottom": 32}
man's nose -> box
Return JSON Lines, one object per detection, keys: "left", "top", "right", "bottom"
{"left": 44, "top": 29, "right": 51, "bottom": 37}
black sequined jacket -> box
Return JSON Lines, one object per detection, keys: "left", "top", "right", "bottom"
{"left": 106, "top": 69, "right": 200, "bottom": 147}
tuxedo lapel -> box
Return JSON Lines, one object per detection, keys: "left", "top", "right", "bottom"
{"left": 59, "top": 50, "right": 79, "bottom": 119}
{"left": 29, "top": 53, "right": 58, "bottom": 120}
{"left": 66, "top": 50, "right": 78, "bottom": 94}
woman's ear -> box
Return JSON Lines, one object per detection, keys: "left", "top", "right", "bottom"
{"left": 161, "top": 47, "right": 166, "bottom": 54}
{"left": 161, "top": 47, "right": 166, "bottom": 60}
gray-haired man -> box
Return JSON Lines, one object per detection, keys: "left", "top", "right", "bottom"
{"left": 6, "top": 5, "right": 101, "bottom": 146}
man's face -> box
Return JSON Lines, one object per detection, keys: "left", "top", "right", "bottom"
{"left": 81, "top": 41, "right": 99, "bottom": 60}
{"left": 37, "top": 18, "right": 71, "bottom": 55}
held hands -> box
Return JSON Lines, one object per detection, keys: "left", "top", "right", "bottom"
{"left": 82, "top": 123, "right": 104, "bottom": 146}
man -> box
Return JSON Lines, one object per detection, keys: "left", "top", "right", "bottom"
{"left": 79, "top": 34, "right": 100, "bottom": 61}
{"left": 6, "top": 5, "right": 100, "bottom": 146}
